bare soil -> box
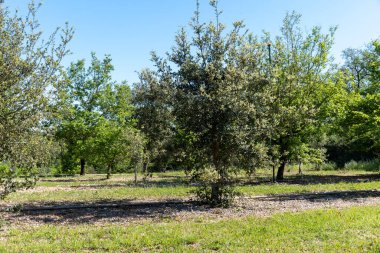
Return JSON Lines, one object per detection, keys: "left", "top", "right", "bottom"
{"left": 2, "top": 190, "right": 380, "bottom": 228}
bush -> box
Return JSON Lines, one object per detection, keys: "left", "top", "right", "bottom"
{"left": 0, "top": 163, "right": 37, "bottom": 200}
{"left": 191, "top": 167, "right": 238, "bottom": 207}
{"left": 344, "top": 160, "right": 380, "bottom": 172}
{"left": 320, "top": 162, "right": 338, "bottom": 171}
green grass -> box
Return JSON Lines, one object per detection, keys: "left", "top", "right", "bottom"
{"left": 5, "top": 179, "right": 380, "bottom": 204}
{"left": 344, "top": 160, "right": 380, "bottom": 172}
{"left": 4, "top": 169, "right": 380, "bottom": 204}
{"left": 2, "top": 205, "right": 380, "bottom": 252}
{"left": 34, "top": 169, "right": 378, "bottom": 187}
{"left": 35, "top": 172, "right": 189, "bottom": 187}
{"left": 2, "top": 169, "right": 380, "bottom": 252}
{"left": 5, "top": 186, "right": 192, "bottom": 203}
{"left": 238, "top": 180, "right": 380, "bottom": 196}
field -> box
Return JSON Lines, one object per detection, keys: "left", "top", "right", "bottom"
{"left": 1, "top": 168, "right": 380, "bottom": 252}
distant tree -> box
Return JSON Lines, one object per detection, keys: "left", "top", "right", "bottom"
{"left": 342, "top": 39, "right": 380, "bottom": 94}
{"left": 342, "top": 48, "right": 370, "bottom": 92}
{"left": 337, "top": 39, "right": 380, "bottom": 159}
{"left": 91, "top": 84, "right": 144, "bottom": 179}
{"left": 133, "top": 69, "right": 176, "bottom": 174}
{"left": 363, "top": 40, "right": 380, "bottom": 94}
{"left": 341, "top": 93, "right": 380, "bottom": 158}
{"left": 54, "top": 54, "right": 144, "bottom": 177}
{"left": 0, "top": 2, "right": 73, "bottom": 198}
{"left": 264, "top": 12, "right": 340, "bottom": 180}
{"left": 54, "top": 54, "right": 113, "bottom": 175}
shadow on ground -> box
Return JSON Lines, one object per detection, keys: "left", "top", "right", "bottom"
{"left": 38, "top": 174, "right": 380, "bottom": 190}
{"left": 284, "top": 174, "right": 380, "bottom": 185}
{"left": 244, "top": 173, "right": 380, "bottom": 186}
{"left": 39, "top": 178, "right": 191, "bottom": 188}
{"left": 254, "top": 189, "right": 380, "bottom": 201}
{"left": 5, "top": 199, "right": 202, "bottom": 225}
{"left": 3, "top": 189, "right": 380, "bottom": 225}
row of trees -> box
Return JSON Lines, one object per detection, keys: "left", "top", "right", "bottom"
{"left": 133, "top": 3, "right": 380, "bottom": 205}
{"left": 1, "top": 1, "right": 379, "bottom": 205}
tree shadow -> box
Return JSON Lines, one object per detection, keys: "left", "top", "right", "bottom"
{"left": 39, "top": 177, "right": 190, "bottom": 188}
{"left": 254, "top": 189, "right": 380, "bottom": 202}
{"left": 39, "top": 178, "right": 108, "bottom": 183}
{"left": 5, "top": 189, "right": 380, "bottom": 225}
{"left": 39, "top": 174, "right": 380, "bottom": 190}
{"left": 62, "top": 180, "right": 193, "bottom": 189}
{"left": 6, "top": 199, "right": 203, "bottom": 225}
{"left": 243, "top": 173, "right": 380, "bottom": 186}
{"left": 283, "top": 174, "right": 380, "bottom": 185}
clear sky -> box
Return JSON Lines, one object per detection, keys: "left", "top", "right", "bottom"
{"left": 4, "top": 0, "right": 380, "bottom": 84}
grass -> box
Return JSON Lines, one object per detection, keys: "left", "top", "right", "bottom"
{"left": 2, "top": 168, "right": 380, "bottom": 252}
{"left": 344, "top": 160, "right": 380, "bottom": 172}
{"left": 1, "top": 205, "right": 380, "bottom": 252}
{"left": 35, "top": 171, "right": 188, "bottom": 187}
{"left": 238, "top": 180, "right": 380, "bottom": 196}
{"left": 5, "top": 186, "right": 192, "bottom": 203}
{"left": 5, "top": 177, "right": 380, "bottom": 204}
{"left": 3, "top": 169, "right": 380, "bottom": 204}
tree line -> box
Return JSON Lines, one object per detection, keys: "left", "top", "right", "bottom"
{"left": 0, "top": 1, "right": 379, "bottom": 205}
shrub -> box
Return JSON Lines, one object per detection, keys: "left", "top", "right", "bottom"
{"left": 320, "top": 162, "right": 338, "bottom": 171}
{"left": 191, "top": 167, "right": 238, "bottom": 207}
{"left": 344, "top": 160, "right": 380, "bottom": 172}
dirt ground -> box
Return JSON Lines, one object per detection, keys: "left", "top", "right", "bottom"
{"left": 2, "top": 189, "right": 380, "bottom": 228}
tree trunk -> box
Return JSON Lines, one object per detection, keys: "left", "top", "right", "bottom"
{"left": 142, "top": 158, "right": 149, "bottom": 182}
{"left": 211, "top": 137, "right": 223, "bottom": 205}
{"left": 142, "top": 157, "right": 149, "bottom": 174}
{"left": 134, "top": 165, "right": 138, "bottom": 184}
{"left": 211, "top": 183, "right": 220, "bottom": 205}
{"left": 276, "top": 159, "right": 286, "bottom": 181}
{"left": 298, "top": 160, "right": 302, "bottom": 175}
{"left": 106, "top": 164, "right": 112, "bottom": 179}
{"left": 276, "top": 136, "right": 287, "bottom": 181}
{"left": 80, "top": 159, "right": 86, "bottom": 176}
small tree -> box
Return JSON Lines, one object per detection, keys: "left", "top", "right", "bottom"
{"left": 133, "top": 69, "right": 177, "bottom": 174}
{"left": 55, "top": 55, "right": 144, "bottom": 177}
{"left": 329, "top": 40, "right": 380, "bottom": 164}
{"left": 137, "top": 1, "right": 269, "bottom": 206}
{"left": 54, "top": 54, "right": 113, "bottom": 175}
{"left": 91, "top": 84, "right": 144, "bottom": 179}
{"left": 0, "top": 2, "right": 73, "bottom": 198}
{"left": 264, "top": 12, "right": 339, "bottom": 180}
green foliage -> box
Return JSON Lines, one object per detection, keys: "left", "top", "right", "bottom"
{"left": 0, "top": 2, "right": 73, "bottom": 198}
{"left": 0, "top": 163, "right": 37, "bottom": 200}
{"left": 191, "top": 166, "right": 239, "bottom": 207}
{"left": 331, "top": 39, "right": 380, "bottom": 164}
{"left": 133, "top": 68, "right": 177, "bottom": 172}
{"left": 54, "top": 54, "right": 113, "bottom": 174}
{"left": 136, "top": 1, "right": 270, "bottom": 205}
{"left": 339, "top": 91, "right": 380, "bottom": 158}
{"left": 263, "top": 11, "right": 340, "bottom": 180}
{"left": 344, "top": 160, "right": 380, "bottom": 172}
{"left": 342, "top": 39, "right": 380, "bottom": 94}
{"left": 54, "top": 54, "right": 144, "bottom": 176}
{"left": 320, "top": 162, "right": 338, "bottom": 171}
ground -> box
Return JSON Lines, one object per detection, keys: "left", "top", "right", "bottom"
{"left": 1, "top": 168, "right": 380, "bottom": 252}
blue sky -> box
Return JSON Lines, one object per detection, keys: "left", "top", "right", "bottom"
{"left": 5, "top": 0, "right": 380, "bottom": 84}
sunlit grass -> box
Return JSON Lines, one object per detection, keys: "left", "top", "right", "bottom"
{"left": 2, "top": 205, "right": 380, "bottom": 252}
{"left": 5, "top": 179, "right": 380, "bottom": 204}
